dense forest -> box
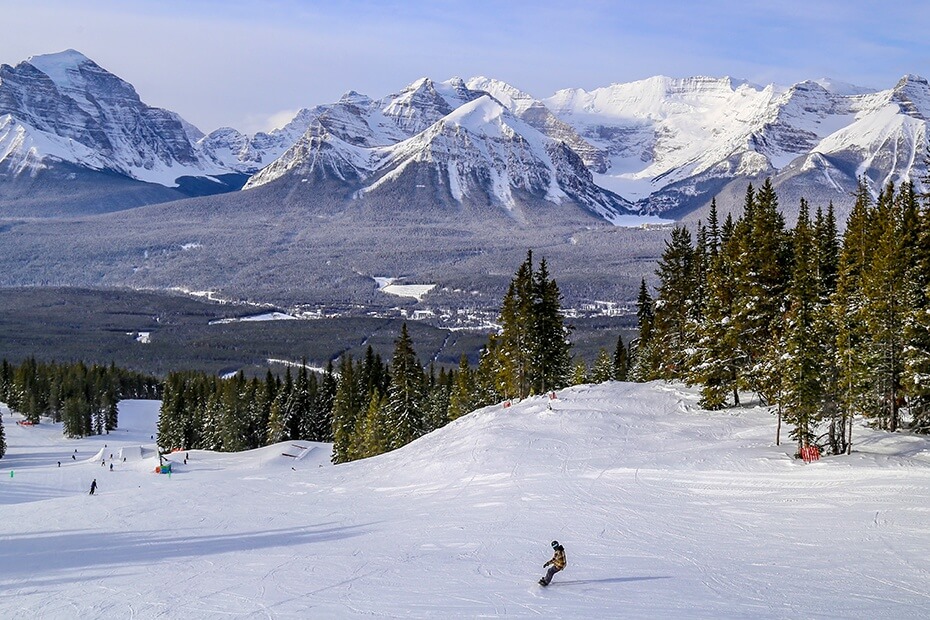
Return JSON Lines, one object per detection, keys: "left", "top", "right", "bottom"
{"left": 632, "top": 178, "right": 930, "bottom": 454}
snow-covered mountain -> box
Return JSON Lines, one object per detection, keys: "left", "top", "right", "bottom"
{"left": 545, "top": 74, "right": 929, "bottom": 218}
{"left": 0, "top": 50, "right": 225, "bottom": 186}
{"left": 246, "top": 79, "right": 631, "bottom": 223}
{"left": 1, "top": 48, "right": 928, "bottom": 223}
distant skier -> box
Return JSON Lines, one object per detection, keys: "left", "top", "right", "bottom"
{"left": 89, "top": 479, "right": 97, "bottom": 495}
{"left": 109, "top": 463, "right": 113, "bottom": 471}
{"left": 539, "top": 540, "right": 566, "bottom": 586}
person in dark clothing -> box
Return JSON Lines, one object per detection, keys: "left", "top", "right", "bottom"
{"left": 89, "top": 479, "right": 97, "bottom": 495}
{"left": 539, "top": 540, "right": 566, "bottom": 586}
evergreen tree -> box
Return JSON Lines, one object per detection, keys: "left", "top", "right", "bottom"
{"left": 612, "top": 335, "right": 628, "bottom": 382}
{"left": 358, "top": 390, "right": 388, "bottom": 458}
{"left": 495, "top": 252, "right": 571, "bottom": 399}
{"left": 448, "top": 354, "right": 477, "bottom": 419}
{"left": 266, "top": 372, "right": 290, "bottom": 446}
{"left": 382, "top": 324, "right": 426, "bottom": 451}
{"left": 904, "top": 183, "right": 930, "bottom": 433}
{"left": 652, "top": 225, "right": 695, "bottom": 380}
{"left": 731, "top": 178, "right": 789, "bottom": 396}
{"left": 531, "top": 257, "right": 571, "bottom": 394}
{"left": 688, "top": 211, "right": 741, "bottom": 408}
{"left": 780, "top": 199, "right": 823, "bottom": 449}
{"left": 0, "top": 359, "right": 12, "bottom": 404}
{"left": 311, "top": 361, "right": 337, "bottom": 442}
{"left": 813, "top": 202, "right": 842, "bottom": 452}
{"left": 474, "top": 338, "right": 503, "bottom": 407}
{"left": 331, "top": 355, "right": 365, "bottom": 463}
{"left": 424, "top": 366, "right": 452, "bottom": 433}
{"left": 859, "top": 183, "right": 914, "bottom": 431}
{"left": 629, "top": 278, "right": 657, "bottom": 381}
{"left": 285, "top": 364, "right": 312, "bottom": 440}
{"left": 834, "top": 178, "right": 875, "bottom": 444}
{"left": 496, "top": 251, "right": 536, "bottom": 399}
{"left": 571, "top": 360, "right": 588, "bottom": 385}
{"left": 591, "top": 349, "right": 614, "bottom": 383}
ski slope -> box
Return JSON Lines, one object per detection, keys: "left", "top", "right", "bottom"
{"left": 2, "top": 382, "right": 930, "bottom": 618}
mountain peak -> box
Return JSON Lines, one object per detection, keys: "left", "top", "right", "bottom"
{"left": 25, "top": 49, "right": 97, "bottom": 83}
{"left": 27, "top": 48, "right": 93, "bottom": 66}
{"left": 441, "top": 95, "right": 506, "bottom": 132}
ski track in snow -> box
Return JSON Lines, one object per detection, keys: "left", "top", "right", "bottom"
{"left": 2, "top": 382, "right": 930, "bottom": 618}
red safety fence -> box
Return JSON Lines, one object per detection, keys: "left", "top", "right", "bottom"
{"left": 800, "top": 445, "right": 821, "bottom": 463}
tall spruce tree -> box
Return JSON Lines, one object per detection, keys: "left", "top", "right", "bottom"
{"left": 858, "top": 183, "right": 915, "bottom": 431}
{"left": 652, "top": 225, "right": 695, "bottom": 380}
{"left": 629, "top": 278, "right": 657, "bottom": 381}
{"left": 688, "top": 211, "right": 741, "bottom": 408}
{"left": 448, "top": 354, "right": 477, "bottom": 420}
{"left": 531, "top": 257, "right": 571, "bottom": 394}
{"left": 332, "top": 355, "right": 365, "bottom": 463}
{"left": 732, "top": 178, "right": 789, "bottom": 397}
{"left": 383, "top": 323, "right": 426, "bottom": 451}
{"left": 496, "top": 252, "right": 536, "bottom": 399}
{"left": 591, "top": 349, "right": 614, "bottom": 383}
{"left": 780, "top": 200, "right": 823, "bottom": 449}
{"left": 613, "top": 335, "right": 628, "bottom": 381}
{"left": 904, "top": 182, "right": 930, "bottom": 433}
{"left": 814, "top": 203, "right": 842, "bottom": 451}
{"left": 834, "top": 179, "right": 875, "bottom": 447}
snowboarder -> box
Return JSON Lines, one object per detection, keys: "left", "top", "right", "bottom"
{"left": 109, "top": 463, "right": 113, "bottom": 471}
{"left": 539, "top": 540, "right": 566, "bottom": 586}
{"left": 89, "top": 479, "right": 97, "bottom": 495}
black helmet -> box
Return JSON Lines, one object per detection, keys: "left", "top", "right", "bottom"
{"left": 551, "top": 540, "right": 559, "bottom": 548}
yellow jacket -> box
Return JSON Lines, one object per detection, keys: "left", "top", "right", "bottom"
{"left": 545, "top": 546, "right": 566, "bottom": 570}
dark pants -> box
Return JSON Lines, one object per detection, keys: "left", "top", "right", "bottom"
{"left": 541, "top": 565, "right": 561, "bottom": 585}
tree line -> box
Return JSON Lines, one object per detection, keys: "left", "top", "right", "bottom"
{"left": 632, "top": 178, "right": 930, "bottom": 454}
{"left": 0, "top": 358, "right": 160, "bottom": 448}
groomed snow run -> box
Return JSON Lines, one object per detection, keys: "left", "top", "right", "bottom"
{"left": 2, "top": 382, "right": 930, "bottom": 618}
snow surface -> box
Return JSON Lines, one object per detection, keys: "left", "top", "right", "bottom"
{"left": 373, "top": 276, "right": 437, "bottom": 301}
{"left": 2, "top": 383, "right": 930, "bottom": 618}
{"left": 209, "top": 312, "right": 298, "bottom": 325}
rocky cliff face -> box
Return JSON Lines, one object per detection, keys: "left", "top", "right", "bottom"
{"left": 0, "top": 50, "right": 216, "bottom": 185}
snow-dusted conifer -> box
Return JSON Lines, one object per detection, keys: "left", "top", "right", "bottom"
{"left": 383, "top": 323, "right": 426, "bottom": 451}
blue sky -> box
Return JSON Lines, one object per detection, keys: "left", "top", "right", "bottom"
{"left": 4, "top": 0, "right": 930, "bottom": 133}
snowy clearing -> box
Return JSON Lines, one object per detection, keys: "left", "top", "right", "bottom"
{"left": 373, "top": 276, "right": 437, "bottom": 301}
{"left": 2, "top": 382, "right": 930, "bottom": 618}
{"left": 209, "top": 312, "right": 298, "bottom": 325}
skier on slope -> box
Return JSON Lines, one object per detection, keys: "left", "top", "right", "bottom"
{"left": 539, "top": 540, "right": 566, "bottom": 586}
{"left": 89, "top": 479, "right": 97, "bottom": 495}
